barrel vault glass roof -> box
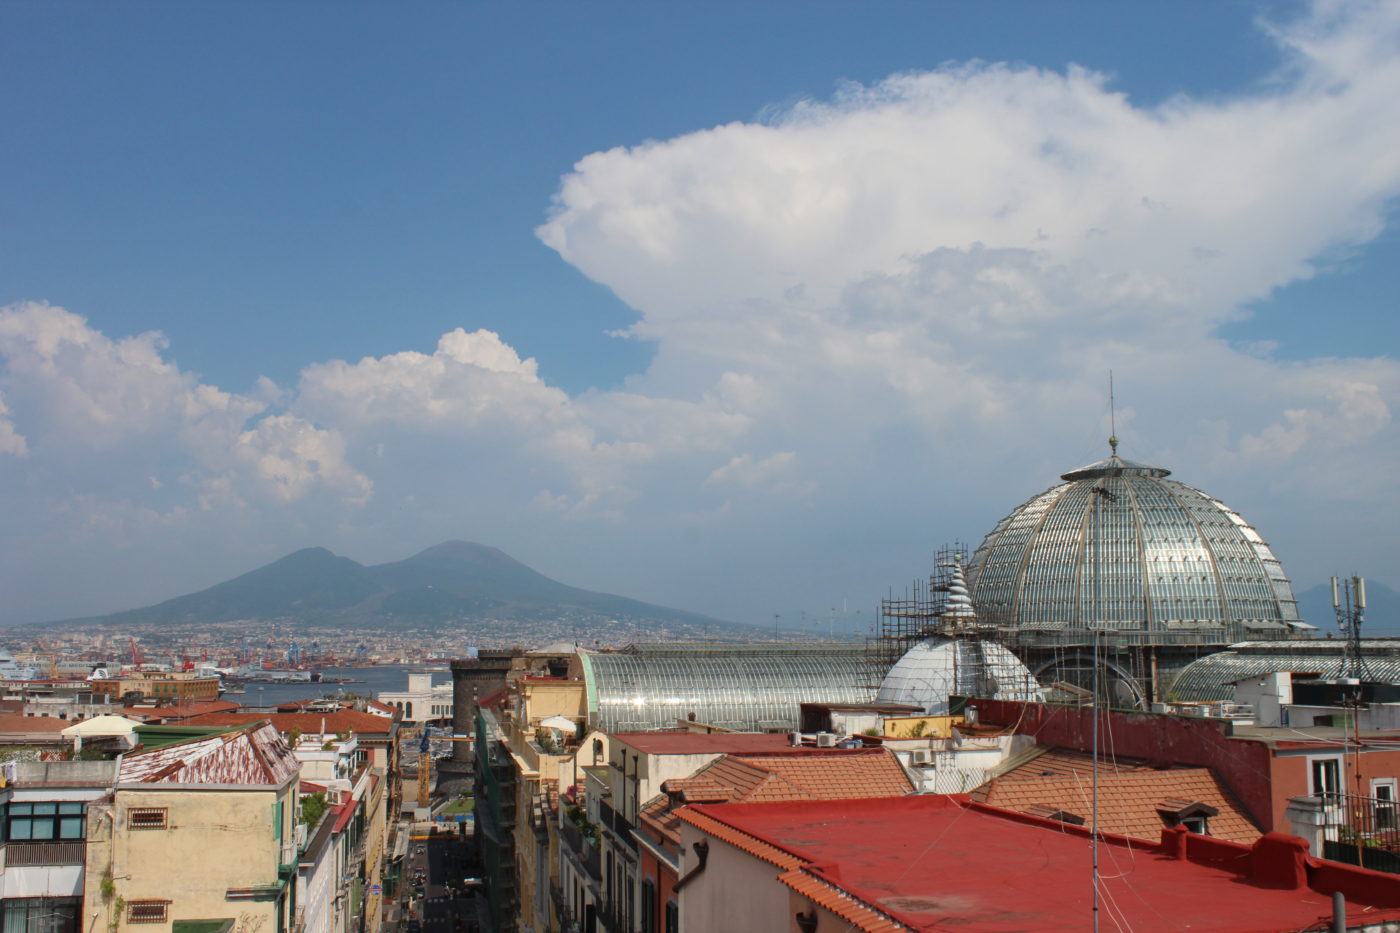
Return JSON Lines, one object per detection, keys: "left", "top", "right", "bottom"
{"left": 1170, "top": 641, "right": 1400, "bottom": 701}
{"left": 579, "top": 643, "right": 877, "bottom": 733}
{"left": 967, "top": 453, "right": 1304, "bottom": 643}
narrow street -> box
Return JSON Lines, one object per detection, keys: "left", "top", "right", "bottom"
{"left": 401, "top": 829, "right": 483, "bottom": 933}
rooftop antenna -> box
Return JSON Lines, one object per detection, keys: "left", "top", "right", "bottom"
{"left": 1333, "top": 575, "right": 1369, "bottom": 682}
{"left": 1108, "top": 370, "right": 1118, "bottom": 456}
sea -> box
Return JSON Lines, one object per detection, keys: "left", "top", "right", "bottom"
{"left": 228, "top": 665, "right": 450, "bottom": 708}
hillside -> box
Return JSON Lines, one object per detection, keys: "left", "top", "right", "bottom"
{"left": 47, "top": 541, "right": 744, "bottom": 634}
{"left": 1295, "top": 579, "right": 1399, "bottom": 636}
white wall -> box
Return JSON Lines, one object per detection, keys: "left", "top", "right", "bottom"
{"left": 678, "top": 822, "right": 788, "bottom": 933}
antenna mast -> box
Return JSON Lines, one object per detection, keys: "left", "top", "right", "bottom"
{"left": 1108, "top": 370, "right": 1118, "bottom": 455}
{"left": 1333, "top": 575, "right": 1369, "bottom": 682}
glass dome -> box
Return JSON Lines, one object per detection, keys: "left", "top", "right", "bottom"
{"left": 876, "top": 637, "right": 1040, "bottom": 715}
{"left": 966, "top": 450, "right": 1305, "bottom": 643}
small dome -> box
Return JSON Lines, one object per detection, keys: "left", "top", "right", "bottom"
{"left": 876, "top": 637, "right": 1040, "bottom": 715}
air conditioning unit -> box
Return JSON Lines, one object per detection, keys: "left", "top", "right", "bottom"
{"left": 815, "top": 733, "right": 837, "bottom": 747}
{"left": 909, "top": 750, "right": 932, "bottom": 766}
{"left": 280, "top": 843, "right": 298, "bottom": 866}
{"left": 294, "top": 823, "right": 308, "bottom": 849}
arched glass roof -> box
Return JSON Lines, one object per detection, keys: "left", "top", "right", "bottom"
{"left": 579, "top": 643, "right": 877, "bottom": 733}
{"left": 967, "top": 452, "right": 1305, "bottom": 644}
{"left": 1169, "top": 640, "right": 1400, "bottom": 701}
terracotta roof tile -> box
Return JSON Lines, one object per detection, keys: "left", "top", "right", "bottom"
{"left": 0, "top": 713, "right": 73, "bottom": 734}
{"left": 779, "top": 869, "right": 912, "bottom": 933}
{"left": 180, "top": 709, "right": 394, "bottom": 736}
{"left": 640, "top": 749, "right": 913, "bottom": 850}
{"left": 673, "top": 808, "right": 804, "bottom": 870}
{"left": 973, "top": 767, "right": 1260, "bottom": 844}
{"left": 612, "top": 732, "right": 796, "bottom": 755}
{"left": 120, "top": 721, "right": 299, "bottom": 786}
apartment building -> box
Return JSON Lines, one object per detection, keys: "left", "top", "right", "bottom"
{"left": 84, "top": 722, "right": 301, "bottom": 933}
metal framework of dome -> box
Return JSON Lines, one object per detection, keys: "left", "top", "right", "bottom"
{"left": 578, "top": 643, "right": 877, "bottom": 733}
{"left": 876, "top": 636, "right": 1040, "bottom": 715}
{"left": 967, "top": 446, "right": 1306, "bottom": 645}
{"left": 1169, "top": 640, "right": 1400, "bottom": 702}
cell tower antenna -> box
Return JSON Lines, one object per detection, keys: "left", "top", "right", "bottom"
{"left": 1108, "top": 371, "right": 1118, "bottom": 455}
{"left": 1333, "top": 575, "right": 1369, "bottom": 682}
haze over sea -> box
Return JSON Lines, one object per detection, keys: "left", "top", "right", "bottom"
{"left": 231, "top": 665, "right": 448, "bottom": 709}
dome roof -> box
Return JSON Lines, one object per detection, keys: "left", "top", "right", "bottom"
{"left": 967, "top": 449, "right": 1303, "bottom": 640}
{"left": 876, "top": 637, "right": 1040, "bottom": 715}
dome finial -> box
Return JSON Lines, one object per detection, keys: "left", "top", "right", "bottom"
{"left": 1107, "top": 370, "right": 1118, "bottom": 457}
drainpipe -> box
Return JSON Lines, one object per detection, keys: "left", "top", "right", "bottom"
{"left": 671, "top": 842, "right": 709, "bottom": 892}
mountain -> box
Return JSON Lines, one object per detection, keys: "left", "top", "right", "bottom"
{"left": 1295, "top": 579, "right": 1399, "bottom": 636}
{"left": 45, "top": 540, "right": 739, "bottom": 634}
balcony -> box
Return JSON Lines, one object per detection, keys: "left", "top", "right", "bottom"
{"left": 597, "top": 800, "right": 638, "bottom": 854}
{"left": 5, "top": 841, "right": 85, "bottom": 866}
{"left": 559, "top": 820, "right": 601, "bottom": 883}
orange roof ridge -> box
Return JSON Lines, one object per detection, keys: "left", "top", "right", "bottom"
{"left": 778, "top": 868, "right": 911, "bottom": 933}
{"left": 675, "top": 807, "right": 806, "bottom": 870}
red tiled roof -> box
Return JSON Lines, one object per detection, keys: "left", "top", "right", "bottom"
{"left": 729, "top": 749, "right": 914, "bottom": 800}
{"left": 681, "top": 796, "right": 1400, "bottom": 933}
{"left": 990, "top": 746, "right": 1167, "bottom": 779}
{"left": 0, "top": 713, "right": 71, "bottom": 734}
{"left": 612, "top": 732, "right": 797, "bottom": 755}
{"left": 674, "top": 808, "right": 804, "bottom": 870}
{"left": 123, "top": 699, "right": 241, "bottom": 722}
{"left": 778, "top": 869, "right": 910, "bottom": 933}
{"left": 641, "top": 749, "right": 913, "bottom": 847}
{"left": 181, "top": 709, "right": 394, "bottom": 736}
{"left": 973, "top": 766, "right": 1260, "bottom": 844}
{"left": 120, "top": 721, "right": 299, "bottom": 786}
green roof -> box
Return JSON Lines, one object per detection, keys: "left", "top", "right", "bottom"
{"left": 132, "top": 723, "right": 249, "bottom": 751}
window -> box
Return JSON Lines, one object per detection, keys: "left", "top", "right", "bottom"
{"left": 1374, "top": 779, "right": 1397, "bottom": 830}
{"left": 640, "top": 880, "right": 656, "bottom": 933}
{"left": 665, "top": 901, "right": 678, "bottom": 933}
{"left": 126, "top": 902, "right": 169, "bottom": 924}
{"left": 1311, "top": 758, "right": 1342, "bottom": 800}
{"left": 127, "top": 808, "right": 168, "bottom": 830}
{"left": 1, "top": 896, "right": 81, "bottom": 933}
{"left": 5, "top": 802, "right": 86, "bottom": 842}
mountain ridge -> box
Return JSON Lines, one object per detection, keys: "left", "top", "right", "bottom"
{"left": 41, "top": 540, "right": 742, "bottom": 634}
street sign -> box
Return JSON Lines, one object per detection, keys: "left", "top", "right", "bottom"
{"left": 369, "top": 885, "right": 381, "bottom": 894}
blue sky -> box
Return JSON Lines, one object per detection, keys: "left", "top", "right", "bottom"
{"left": 1, "top": 0, "right": 1396, "bottom": 628}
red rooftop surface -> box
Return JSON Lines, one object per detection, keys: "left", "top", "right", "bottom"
{"left": 181, "top": 708, "right": 395, "bottom": 736}
{"left": 680, "top": 795, "right": 1400, "bottom": 933}
{"left": 612, "top": 731, "right": 803, "bottom": 755}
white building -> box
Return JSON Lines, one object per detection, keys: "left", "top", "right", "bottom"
{"left": 377, "top": 673, "right": 452, "bottom": 724}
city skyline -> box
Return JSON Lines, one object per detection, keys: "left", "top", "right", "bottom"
{"left": 2, "top": 1, "right": 1397, "bottom": 627}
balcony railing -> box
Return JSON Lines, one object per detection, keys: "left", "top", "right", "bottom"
{"left": 1321, "top": 792, "right": 1400, "bottom": 874}
{"left": 5, "top": 842, "right": 85, "bottom": 866}
{"left": 559, "top": 819, "right": 602, "bottom": 882}
{"left": 597, "top": 800, "right": 638, "bottom": 854}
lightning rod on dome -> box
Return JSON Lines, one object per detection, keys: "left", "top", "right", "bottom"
{"left": 1108, "top": 370, "right": 1118, "bottom": 456}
